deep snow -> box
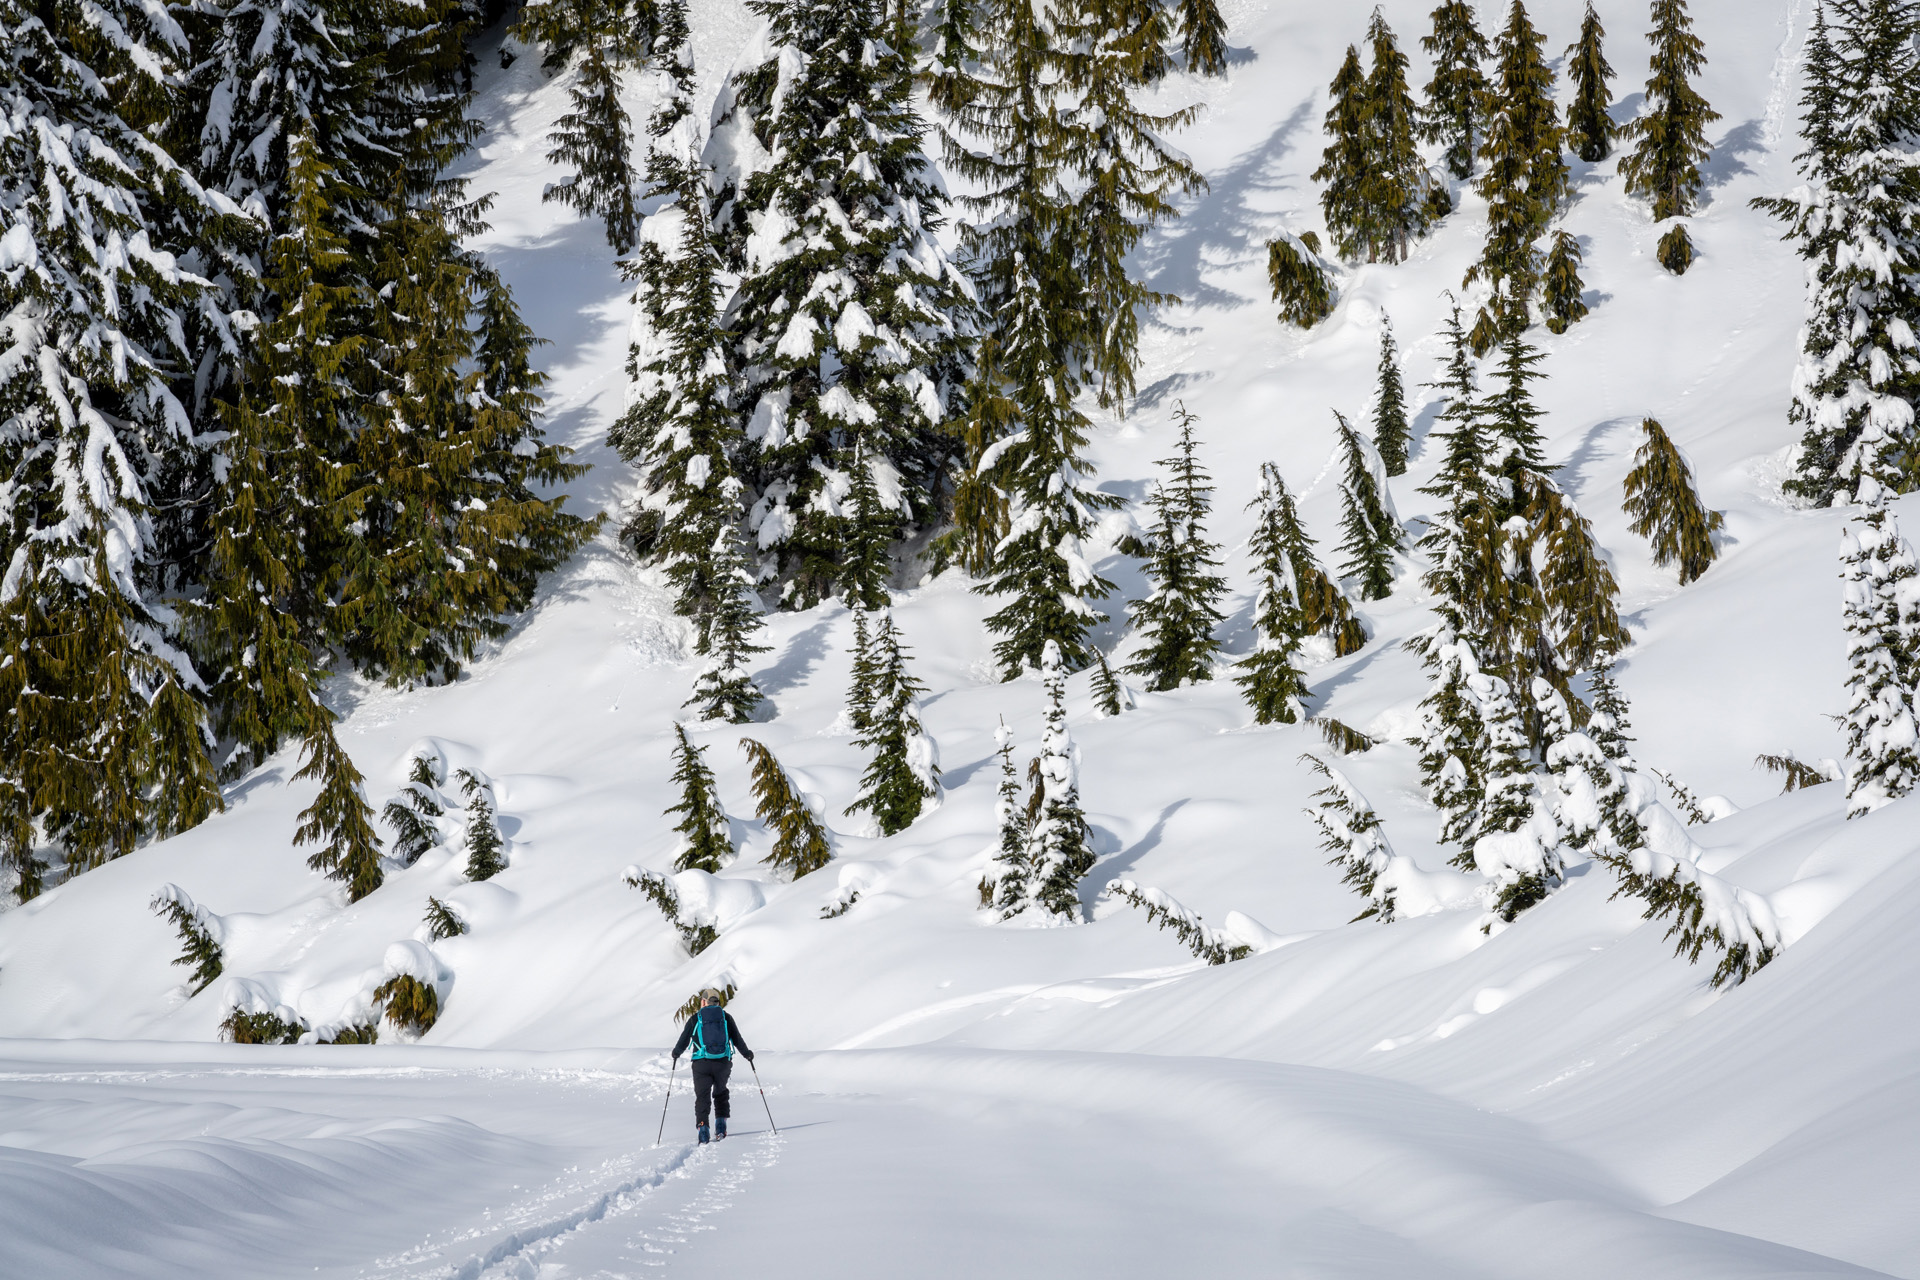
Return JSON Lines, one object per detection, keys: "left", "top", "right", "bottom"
{"left": 4, "top": 0, "right": 1919, "bottom": 1276}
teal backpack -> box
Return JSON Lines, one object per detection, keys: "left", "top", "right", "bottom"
{"left": 691, "top": 1005, "right": 732, "bottom": 1060}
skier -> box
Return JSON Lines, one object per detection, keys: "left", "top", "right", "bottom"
{"left": 671, "top": 989, "right": 755, "bottom": 1143}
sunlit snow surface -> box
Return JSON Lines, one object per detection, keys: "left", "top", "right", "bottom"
{"left": 5, "top": 0, "right": 1920, "bottom": 1275}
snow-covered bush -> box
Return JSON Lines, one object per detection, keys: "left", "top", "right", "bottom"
{"left": 1303, "top": 755, "right": 1413, "bottom": 922}
{"left": 373, "top": 942, "right": 449, "bottom": 1037}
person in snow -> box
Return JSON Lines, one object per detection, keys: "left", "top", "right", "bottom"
{"left": 672, "top": 989, "right": 755, "bottom": 1143}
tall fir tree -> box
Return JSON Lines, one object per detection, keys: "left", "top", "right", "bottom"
{"left": 1373, "top": 317, "right": 1412, "bottom": 475}
{"left": 1465, "top": 0, "right": 1567, "bottom": 348}
{"left": 1126, "top": 406, "right": 1228, "bottom": 690}
{"left": 1256, "top": 464, "right": 1369, "bottom": 658}
{"left": 1563, "top": 2, "right": 1617, "bottom": 163}
{"left": 685, "top": 520, "right": 769, "bottom": 723}
{"left": 846, "top": 611, "right": 941, "bottom": 835}
{"left": 1314, "top": 45, "right": 1374, "bottom": 261}
{"left": 1756, "top": 0, "right": 1920, "bottom": 504}
{"left": 666, "top": 723, "right": 733, "bottom": 872}
{"left": 1419, "top": 0, "right": 1493, "bottom": 181}
{"left": 1413, "top": 627, "right": 1487, "bottom": 849}
{"left": 1023, "top": 642, "right": 1096, "bottom": 919}
{"left": 459, "top": 771, "right": 508, "bottom": 881}
{"left": 712, "top": 0, "right": 974, "bottom": 607}
{"left": 1618, "top": 0, "right": 1719, "bottom": 222}
{"left": 1236, "top": 465, "right": 1314, "bottom": 725}
{"left": 1334, "top": 413, "right": 1403, "bottom": 601}
{"left": 0, "top": 0, "right": 238, "bottom": 890}
{"left": 1359, "top": 10, "right": 1438, "bottom": 263}
{"left": 1541, "top": 229, "right": 1590, "bottom": 333}
{"left": 511, "top": 0, "right": 661, "bottom": 252}
{"left": 1840, "top": 478, "right": 1920, "bottom": 815}
{"left": 1622, "top": 417, "right": 1723, "bottom": 584}
{"left": 1055, "top": 0, "right": 1206, "bottom": 408}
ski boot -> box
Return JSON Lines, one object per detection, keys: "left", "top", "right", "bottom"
{"left": 716, "top": 1116, "right": 728, "bottom": 1140}
{"left": 697, "top": 1122, "right": 710, "bottom": 1144}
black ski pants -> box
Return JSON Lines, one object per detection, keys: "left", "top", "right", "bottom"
{"left": 691, "top": 1057, "right": 731, "bottom": 1124}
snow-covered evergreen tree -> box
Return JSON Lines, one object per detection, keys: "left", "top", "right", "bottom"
{"left": 685, "top": 520, "right": 769, "bottom": 723}
{"left": 1840, "top": 478, "right": 1920, "bottom": 815}
{"left": 666, "top": 723, "right": 732, "bottom": 872}
{"left": 511, "top": 0, "right": 661, "bottom": 252}
{"left": 1622, "top": 417, "right": 1723, "bottom": 583}
{"left": 1541, "top": 229, "right": 1590, "bottom": 333}
{"left": 0, "top": 0, "right": 234, "bottom": 885}
{"left": 383, "top": 755, "right": 448, "bottom": 867}
{"left": 712, "top": 0, "right": 973, "bottom": 607}
{"left": 1465, "top": 0, "right": 1567, "bottom": 347}
{"left": 1563, "top": 2, "right": 1616, "bottom": 163}
{"left": 1314, "top": 44, "right": 1373, "bottom": 261}
{"left": 985, "top": 719, "right": 1030, "bottom": 914}
{"left": 1090, "top": 651, "right": 1134, "bottom": 717}
{"left": 1618, "top": 0, "right": 1718, "bottom": 222}
{"left": 1419, "top": 0, "right": 1492, "bottom": 181}
{"left": 1022, "top": 642, "right": 1095, "bottom": 919}
{"left": 1126, "top": 405, "right": 1228, "bottom": 690}
{"left": 1756, "top": 0, "right": 1920, "bottom": 505}
{"left": 1055, "top": 0, "right": 1206, "bottom": 408}
{"left": 1237, "top": 466, "right": 1313, "bottom": 726}
{"left": 1334, "top": 413, "right": 1403, "bottom": 601}
{"left": 1413, "top": 627, "right": 1486, "bottom": 848}
{"left": 1304, "top": 754, "right": 1403, "bottom": 921}
{"left": 1266, "top": 230, "right": 1338, "bottom": 329}
{"left": 1373, "top": 317, "right": 1411, "bottom": 475}
{"left": 846, "top": 611, "right": 941, "bottom": 835}
{"left": 1251, "top": 463, "right": 1368, "bottom": 659}
{"left": 1464, "top": 671, "right": 1561, "bottom": 921}
{"left": 741, "top": 738, "right": 832, "bottom": 876}
{"left": 456, "top": 772, "right": 506, "bottom": 882}
{"left": 151, "top": 885, "right": 226, "bottom": 994}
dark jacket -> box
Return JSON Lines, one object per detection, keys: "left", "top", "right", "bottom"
{"left": 672, "top": 1006, "right": 753, "bottom": 1062}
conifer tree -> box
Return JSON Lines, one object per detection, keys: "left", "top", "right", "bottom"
{"left": 1266, "top": 231, "right": 1338, "bottom": 329}
{"left": 975, "top": 251, "right": 1119, "bottom": 675}
{"left": 459, "top": 771, "right": 508, "bottom": 882}
{"left": 1237, "top": 467, "right": 1313, "bottom": 726}
{"left": 666, "top": 723, "right": 733, "bottom": 872}
{"left": 1418, "top": 302, "right": 1502, "bottom": 632}
{"left": 1091, "top": 651, "right": 1134, "bottom": 717}
{"left": 1413, "top": 628, "right": 1486, "bottom": 848}
{"left": 384, "top": 755, "right": 448, "bottom": 867}
{"left": 1618, "top": 0, "right": 1719, "bottom": 222}
{"left": 1541, "top": 230, "right": 1590, "bottom": 333}
{"left": 511, "top": 0, "right": 661, "bottom": 252}
{"left": 1251, "top": 464, "right": 1369, "bottom": 659}
{"left": 1622, "top": 417, "right": 1723, "bottom": 583}
{"left": 1126, "top": 406, "right": 1228, "bottom": 690}
{"left": 741, "top": 738, "right": 833, "bottom": 876}
{"left": 986, "top": 719, "right": 1030, "bottom": 914}
{"left": 1420, "top": 0, "right": 1493, "bottom": 181}
{"left": 713, "top": 0, "right": 973, "bottom": 606}
{"left": 1756, "top": 0, "right": 1920, "bottom": 503}
{"left": 846, "top": 611, "right": 942, "bottom": 835}
{"left": 1359, "top": 10, "right": 1437, "bottom": 264}
{"left": 685, "top": 522, "right": 769, "bottom": 723}
{"left": 1176, "top": 0, "right": 1230, "bottom": 76}
{"left": 1463, "top": 671, "right": 1560, "bottom": 920}
{"left": 1023, "top": 642, "right": 1096, "bottom": 919}
{"left": 425, "top": 897, "right": 469, "bottom": 940}
{"left": 1304, "top": 755, "right": 1402, "bottom": 921}
{"left": 1564, "top": 3, "right": 1617, "bottom": 163}
{"left": 1055, "top": 0, "right": 1206, "bottom": 408}
{"left": 1840, "top": 479, "right": 1920, "bottom": 815}
{"left": 151, "top": 886, "right": 226, "bottom": 994}
{"left": 1315, "top": 45, "right": 1374, "bottom": 261}
{"left": 1335, "top": 413, "right": 1403, "bottom": 601}
{"left": 0, "top": 0, "right": 235, "bottom": 886}
{"left": 1465, "top": 0, "right": 1567, "bottom": 345}
{"left": 1372, "top": 318, "right": 1411, "bottom": 475}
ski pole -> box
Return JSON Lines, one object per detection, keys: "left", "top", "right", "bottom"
{"left": 749, "top": 1058, "right": 779, "bottom": 1135}
{"left": 655, "top": 1058, "right": 676, "bottom": 1146}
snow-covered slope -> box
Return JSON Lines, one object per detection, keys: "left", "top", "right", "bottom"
{"left": 5, "top": 1, "right": 1919, "bottom": 1276}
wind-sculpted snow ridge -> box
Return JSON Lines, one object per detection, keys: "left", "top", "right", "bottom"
{"left": 3, "top": 0, "right": 1920, "bottom": 1274}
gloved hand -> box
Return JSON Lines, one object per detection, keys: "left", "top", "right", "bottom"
{"left": 743, "top": 1050, "right": 755, "bottom": 1064}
